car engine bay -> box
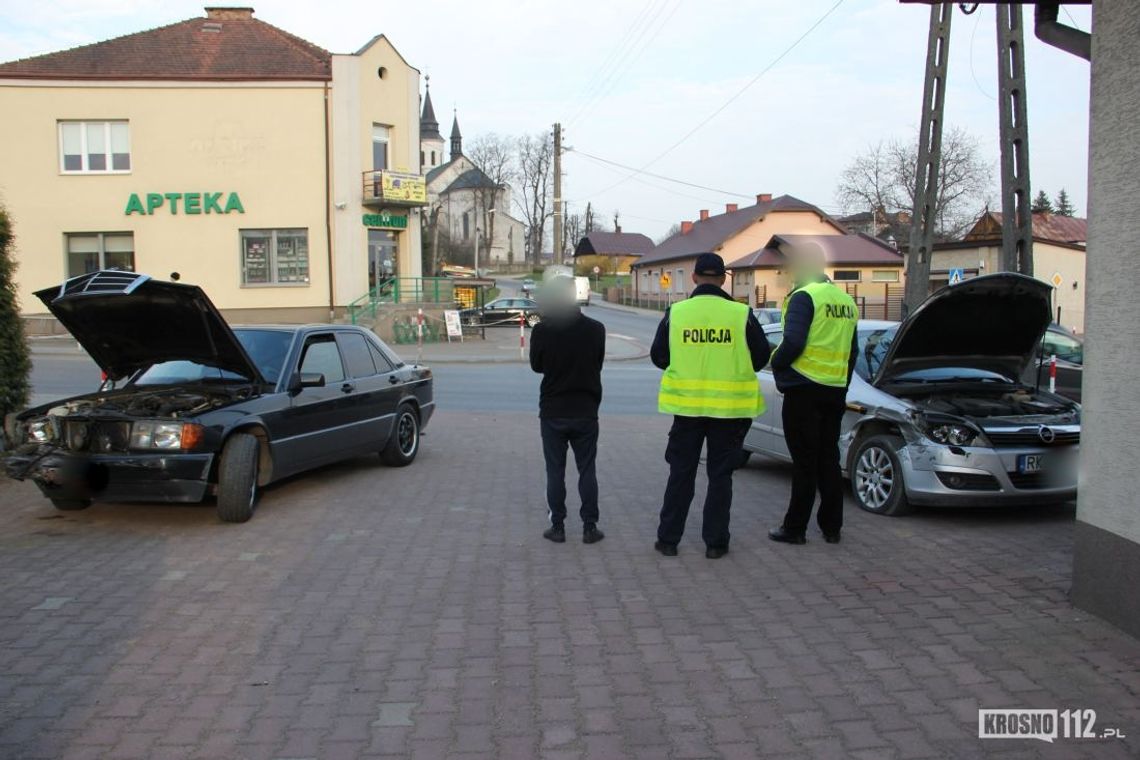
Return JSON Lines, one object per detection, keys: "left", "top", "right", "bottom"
{"left": 42, "top": 387, "right": 250, "bottom": 419}
{"left": 899, "top": 386, "right": 1079, "bottom": 425}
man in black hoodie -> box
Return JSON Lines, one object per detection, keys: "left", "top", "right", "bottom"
{"left": 530, "top": 276, "right": 607, "bottom": 544}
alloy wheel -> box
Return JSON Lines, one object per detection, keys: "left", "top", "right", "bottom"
{"left": 855, "top": 446, "right": 895, "bottom": 510}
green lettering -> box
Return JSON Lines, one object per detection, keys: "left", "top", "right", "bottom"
{"left": 145, "top": 193, "right": 164, "bottom": 214}
{"left": 164, "top": 192, "right": 182, "bottom": 214}
{"left": 223, "top": 192, "right": 245, "bottom": 214}
{"left": 125, "top": 193, "right": 145, "bottom": 215}
{"left": 203, "top": 192, "right": 223, "bottom": 214}
{"left": 184, "top": 193, "right": 201, "bottom": 214}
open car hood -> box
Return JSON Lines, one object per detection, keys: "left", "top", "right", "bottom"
{"left": 875, "top": 272, "right": 1053, "bottom": 387}
{"left": 36, "top": 271, "right": 264, "bottom": 383}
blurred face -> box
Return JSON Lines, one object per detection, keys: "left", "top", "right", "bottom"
{"left": 536, "top": 276, "right": 576, "bottom": 315}
{"left": 786, "top": 243, "right": 826, "bottom": 284}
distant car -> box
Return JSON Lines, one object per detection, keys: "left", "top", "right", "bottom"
{"left": 574, "top": 276, "right": 591, "bottom": 306}
{"left": 462, "top": 297, "right": 541, "bottom": 327}
{"left": 4, "top": 271, "right": 434, "bottom": 522}
{"left": 744, "top": 273, "right": 1080, "bottom": 515}
{"left": 752, "top": 307, "right": 782, "bottom": 326}
{"left": 1022, "top": 324, "right": 1083, "bottom": 402}
{"left": 521, "top": 278, "right": 536, "bottom": 295}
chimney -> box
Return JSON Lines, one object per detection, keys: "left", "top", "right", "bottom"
{"left": 680, "top": 221, "right": 694, "bottom": 235}
{"left": 726, "top": 203, "right": 738, "bottom": 213}
{"left": 205, "top": 7, "right": 254, "bottom": 20}
{"left": 757, "top": 193, "right": 773, "bottom": 204}
{"left": 698, "top": 209, "right": 710, "bottom": 221}
{"left": 614, "top": 224, "right": 622, "bottom": 234}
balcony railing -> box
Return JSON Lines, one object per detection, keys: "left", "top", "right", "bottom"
{"left": 362, "top": 169, "right": 428, "bottom": 208}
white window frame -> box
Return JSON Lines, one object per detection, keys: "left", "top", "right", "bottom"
{"left": 372, "top": 124, "right": 390, "bottom": 172}
{"left": 240, "top": 228, "right": 311, "bottom": 288}
{"left": 871, "top": 269, "right": 900, "bottom": 283}
{"left": 58, "top": 120, "right": 131, "bottom": 174}
{"left": 674, "top": 268, "right": 685, "bottom": 294}
{"left": 65, "top": 232, "right": 135, "bottom": 277}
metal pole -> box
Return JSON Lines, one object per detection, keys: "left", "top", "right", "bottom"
{"left": 904, "top": 2, "right": 953, "bottom": 314}
{"left": 553, "top": 123, "right": 563, "bottom": 264}
{"left": 996, "top": 3, "right": 1034, "bottom": 276}
{"left": 473, "top": 226, "right": 479, "bottom": 277}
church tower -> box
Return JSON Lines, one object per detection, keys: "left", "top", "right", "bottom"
{"left": 450, "top": 111, "right": 463, "bottom": 161}
{"left": 419, "top": 77, "right": 445, "bottom": 172}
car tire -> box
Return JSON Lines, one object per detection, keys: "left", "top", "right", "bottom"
{"left": 381, "top": 404, "right": 420, "bottom": 467}
{"left": 851, "top": 435, "right": 912, "bottom": 516}
{"left": 217, "top": 433, "right": 260, "bottom": 523}
{"left": 526, "top": 313, "right": 541, "bottom": 328}
{"left": 51, "top": 498, "right": 91, "bottom": 511}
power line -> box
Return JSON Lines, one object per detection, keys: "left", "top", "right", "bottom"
{"left": 566, "top": 0, "right": 683, "bottom": 128}
{"left": 568, "top": 147, "right": 753, "bottom": 198}
{"left": 584, "top": 0, "right": 847, "bottom": 200}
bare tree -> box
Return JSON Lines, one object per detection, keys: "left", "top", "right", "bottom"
{"left": 467, "top": 133, "right": 514, "bottom": 261}
{"left": 657, "top": 223, "right": 682, "bottom": 244}
{"left": 584, "top": 202, "right": 597, "bottom": 234}
{"left": 564, "top": 211, "right": 583, "bottom": 261}
{"left": 836, "top": 126, "right": 993, "bottom": 241}
{"left": 515, "top": 132, "right": 554, "bottom": 265}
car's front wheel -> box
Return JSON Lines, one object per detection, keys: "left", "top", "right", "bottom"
{"left": 381, "top": 404, "right": 420, "bottom": 467}
{"left": 851, "top": 435, "right": 912, "bottom": 516}
{"left": 217, "top": 433, "right": 260, "bottom": 523}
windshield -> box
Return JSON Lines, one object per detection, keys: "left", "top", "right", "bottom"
{"left": 854, "top": 327, "right": 897, "bottom": 381}
{"left": 133, "top": 329, "right": 293, "bottom": 386}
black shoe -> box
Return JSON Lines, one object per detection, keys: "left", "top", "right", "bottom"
{"left": 705, "top": 546, "right": 729, "bottom": 560}
{"left": 823, "top": 532, "right": 841, "bottom": 544}
{"left": 654, "top": 540, "right": 678, "bottom": 557}
{"left": 544, "top": 524, "right": 566, "bottom": 543}
{"left": 768, "top": 527, "right": 806, "bottom": 545}
{"left": 583, "top": 524, "right": 605, "bottom": 544}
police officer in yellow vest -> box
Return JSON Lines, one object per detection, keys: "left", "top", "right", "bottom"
{"left": 768, "top": 242, "right": 859, "bottom": 546}
{"left": 651, "top": 253, "right": 770, "bottom": 559}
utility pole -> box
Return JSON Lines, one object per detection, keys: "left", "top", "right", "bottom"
{"left": 552, "top": 122, "right": 563, "bottom": 265}
{"left": 996, "top": 3, "right": 1034, "bottom": 276}
{"left": 904, "top": 2, "right": 953, "bottom": 314}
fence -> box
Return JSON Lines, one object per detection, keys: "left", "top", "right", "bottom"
{"left": 346, "top": 277, "right": 461, "bottom": 325}
{"left": 610, "top": 283, "right": 905, "bottom": 321}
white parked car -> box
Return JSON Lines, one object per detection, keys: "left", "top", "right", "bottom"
{"left": 744, "top": 273, "right": 1081, "bottom": 515}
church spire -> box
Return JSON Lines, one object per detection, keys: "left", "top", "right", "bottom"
{"left": 450, "top": 110, "right": 462, "bottom": 160}
{"left": 420, "top": 77, "right": 441, "bottom": 141}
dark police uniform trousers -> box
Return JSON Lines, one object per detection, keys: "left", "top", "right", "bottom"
{"left": 780, "top": 383, "right": 847, "bottom": 535}
{"left": 658, "top": 416, "right": 751, "bottom": 548}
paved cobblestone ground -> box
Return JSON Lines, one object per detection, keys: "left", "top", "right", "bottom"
{"left": 1, "top": 411, "right": 1138, "bottom": 759}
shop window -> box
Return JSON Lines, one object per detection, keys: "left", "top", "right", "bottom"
{"left": 66, "top": 233, "right": 134, "bottom": 277}
{"left": 59, "top": 121, "right": 131, "bottom": 173}
{"left": 871, "top": 269, "right": 900, "bottom": 282}
{"left": 372, "top": 124, "right": 389, "bottom": 171}
{"left": 833, "top": 270, "right": 861, "bottom": 282}
{"left": 241, "top": 229, "right": 310, "bottom": 286}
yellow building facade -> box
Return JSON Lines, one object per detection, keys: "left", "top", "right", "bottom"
{"left": 0, "top": 7, "right": 424, "bottom": 330}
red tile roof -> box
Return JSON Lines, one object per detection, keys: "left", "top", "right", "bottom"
{"left": 574, "top": 231, "right": 654, "bottom": 257}
{"left": 634, "top": 195, "right": 844, "bottom": 268}
{"left": 0, "top": 8, "right": 331, "bottom": 81}
{"left": 966, "top": 211, "right": 1087, "bottom": 245}
{"left": 729, "top": 233, "right": 904, "bottom": 270}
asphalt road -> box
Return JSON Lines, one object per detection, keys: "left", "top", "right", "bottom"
{"left": 27, "top": 298, "right": 667, "bottom": 416}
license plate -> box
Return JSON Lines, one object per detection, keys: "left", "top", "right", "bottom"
{"left": 1018, "top": 454, "right": 1046, "bottom": 474}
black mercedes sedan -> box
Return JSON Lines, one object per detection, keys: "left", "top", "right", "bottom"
{"left": 4, "top": 271, "right": 434, "bottom": 522}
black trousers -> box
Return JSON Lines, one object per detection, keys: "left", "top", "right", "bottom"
{"left": 657, "top": 416, "right": 750, "bottom": 548}
{"left": 540, "top": 418, "right": 599, "bottom": 525}
{"left": 780, "top": 384, "right": 847, "bottom": 535}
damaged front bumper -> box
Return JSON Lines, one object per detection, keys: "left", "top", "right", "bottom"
{"left": 6, "top": 446, "right": 215, "bottom": 504}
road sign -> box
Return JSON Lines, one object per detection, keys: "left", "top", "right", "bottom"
{"left": 949, "top": 268, "right": 965, "bottom": 285}
{"left": 660, "top": 272, "right": 672, "bottom": 289}
{"left": 1050, "top": 272, "right": 1065, "bottom": 288}
{"left": 593, "top": 266, "right": 601, "bottom": 274}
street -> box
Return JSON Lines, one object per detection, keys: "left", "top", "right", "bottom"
{"left": 4, "top": 300, "right": 1140, "bottom": 760}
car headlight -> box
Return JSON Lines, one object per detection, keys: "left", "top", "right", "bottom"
{"left": 130, "top": 422, "right": 205, "bottom": 451}
{"left": 26, "top": 419, "right": 57, "bottom": 443}
{"left": 925, "top": 422, "right": 978, "bottom": 447}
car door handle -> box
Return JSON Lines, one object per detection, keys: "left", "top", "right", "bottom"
{"left": 341, "top": 382, "right": 355, "bottom": 394}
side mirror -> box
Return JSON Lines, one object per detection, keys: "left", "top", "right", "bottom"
{"left": 288, "top": 372, "right": 326, "bottom": 394}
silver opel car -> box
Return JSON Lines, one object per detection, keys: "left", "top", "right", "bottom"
{"left": 744, "top": 273, "right": 1080, "bottom": 515}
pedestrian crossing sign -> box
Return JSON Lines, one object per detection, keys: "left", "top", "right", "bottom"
{"left": 949, "top": 268, "right": 965, "bottom": 285}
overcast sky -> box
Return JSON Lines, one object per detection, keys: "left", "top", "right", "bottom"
{"left": 0, "top": 0, "right": 1093, "bottom": 238}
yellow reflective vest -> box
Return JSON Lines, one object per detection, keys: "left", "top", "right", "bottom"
{"left": 781, "top": 281, "right": 858, "bottom": 388}
{"left": 658, "top": 295, "right": 765, "bottom": 418}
